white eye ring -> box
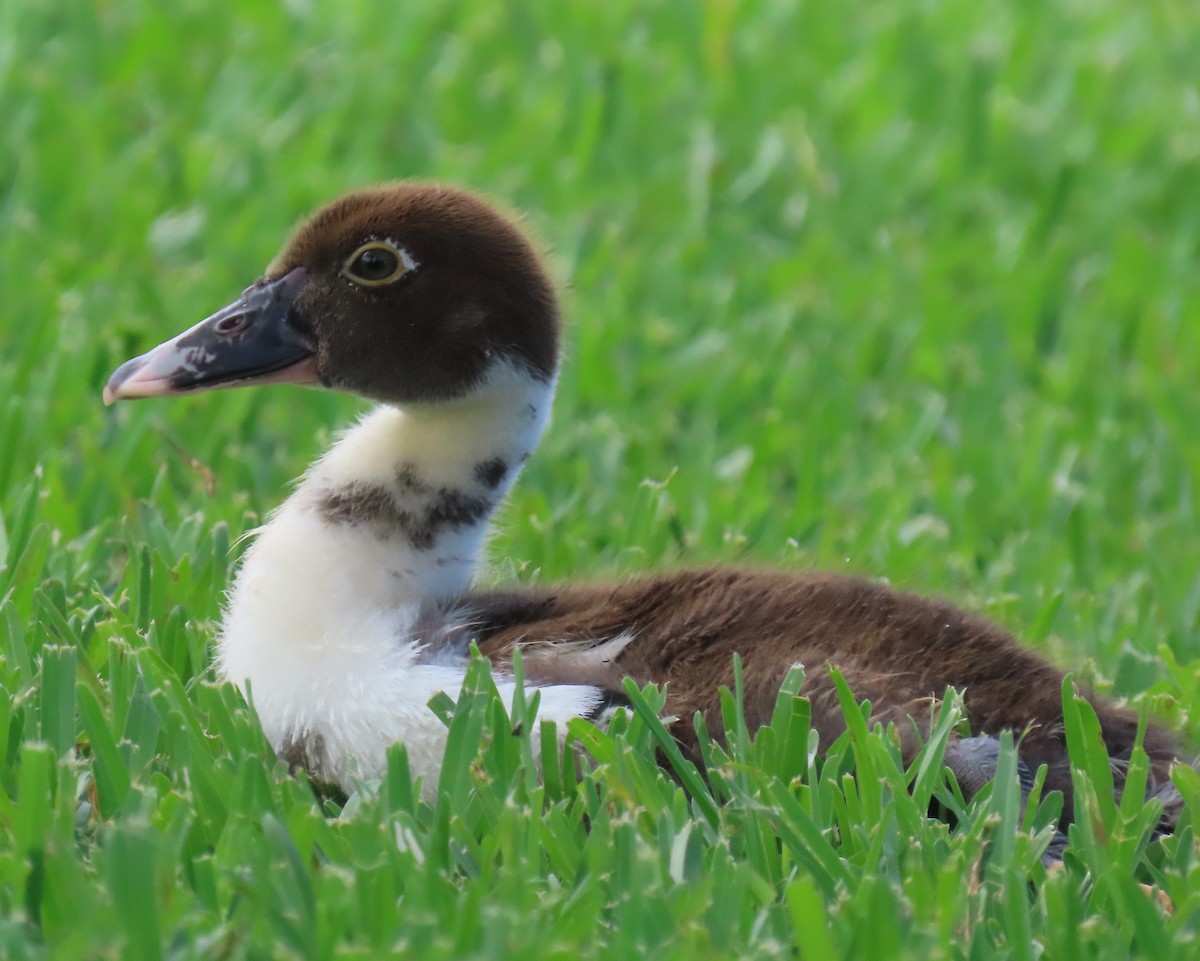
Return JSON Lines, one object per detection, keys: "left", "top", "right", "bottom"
{"left": 341, "top": 240, "right": 417, "bottom": 287}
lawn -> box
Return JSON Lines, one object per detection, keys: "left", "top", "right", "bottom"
{"left": 2, "top": 0, "right": 1200, "bottom": 957}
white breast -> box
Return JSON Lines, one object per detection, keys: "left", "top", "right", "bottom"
{"left": 216, "top": 364, "right": 603, "bottom": 792}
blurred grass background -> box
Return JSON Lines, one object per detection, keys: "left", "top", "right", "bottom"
{"left": 2, "top": 0, "right": 1200, "bottom": 957}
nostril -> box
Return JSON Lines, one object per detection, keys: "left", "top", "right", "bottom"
{"left": 215, "top": 314, "right": 248, "bottom": 336}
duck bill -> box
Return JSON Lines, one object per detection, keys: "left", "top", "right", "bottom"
{"left": 103, "top": 267, "right": 318, "bottom": 405}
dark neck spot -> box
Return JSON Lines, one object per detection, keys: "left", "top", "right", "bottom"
{"left": 421, "top": 488, "right": 491, "bottom": 539}
{"left": 399, "top": 487, "right": 492, "bottom": 550}
{"left": 474, "top": 456, "right": 508, "bottom": 490}
{"left": 397, "top": 462, "right": 430, "bottom": 494}
{"left": 318, "top": 484, "right": 399, "bottom": 527}
{"left": 317, "top": 480, "right": 496, "bottom": 551}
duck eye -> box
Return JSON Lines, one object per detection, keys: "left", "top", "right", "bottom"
{"left": 342, "top": 241, "right": 412, "bottom": 287}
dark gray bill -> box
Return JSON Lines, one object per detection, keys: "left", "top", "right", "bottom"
{"left": 103, "top": 267, "right": 317, "bottom": 404}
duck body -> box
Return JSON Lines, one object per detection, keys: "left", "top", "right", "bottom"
{"left": 105, "top": 183, "right": 1183, "bottom": 825}
{"left": 469, "top": 569, "right": 1180, "bottom": 819}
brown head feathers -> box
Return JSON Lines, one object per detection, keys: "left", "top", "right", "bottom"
{"left": 270, "top": 183, "right": 561, "bottom": 402}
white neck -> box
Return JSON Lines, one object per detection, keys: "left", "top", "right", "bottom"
{"left": 301, "top": 362, "right": 553, "bottom": 602}
{"left": 216, "top": 363, "right": 600, "bottom": 791}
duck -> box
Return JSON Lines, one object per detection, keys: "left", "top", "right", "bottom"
{"left": 104, "top": 182, "right": 1184, "bottom": 835}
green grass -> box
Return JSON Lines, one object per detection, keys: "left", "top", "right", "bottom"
{"left": 3, "top": 0, "right": 1200, "bottom": 956}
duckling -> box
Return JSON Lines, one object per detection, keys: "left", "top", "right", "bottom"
{"left": 105, "top": 183, "right": 1184, "bottom": 831}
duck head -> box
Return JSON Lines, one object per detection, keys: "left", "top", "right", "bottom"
{"left": 104, "top": 184, "right": 560, "bottom": 406}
